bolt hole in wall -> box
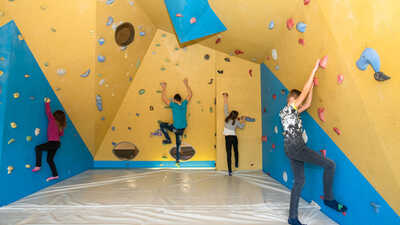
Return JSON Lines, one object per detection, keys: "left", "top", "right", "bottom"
{"left": 115, "top": 22, "right": 135, "bottom": 47}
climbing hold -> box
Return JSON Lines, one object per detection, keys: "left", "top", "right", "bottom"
{"left": 56, "top": 68, "right": 66, "bottom": 76}
{"left": 296, "top": 22, "right": 307, "bottom": 33}
{"left": 217, "top": 70, "right": 224, "bottom": 74}
{"left": 374, "top": 72, "right": 390, "bottom": 82}
{"left": 138, "top": 89, "right": 145, "bottom": 95}
{"left": 304, "top": 0, "right": 311, "bottom": 5}
{"left": 128, "top": 126, "right": 132, "bottom": 131}
{"left": 224, "top": 57, "right": 230, "bottom": 62}
{"left": 24, "top": 74, "right": 30, "bottom": 78}
{"left": 98, "top": 55, "right": 106, "bottom": 63}
{"left": 333, "top": 127, "right": 341, "bottom": 135}
{"left": 271, "top": 49, "right": 278, "bottom": 61}
{"left": 249, "top": 69, "right": 253, "bottom": 77}
{"left": 99, "top": 79, "right": 105, "bottom": 86}
{"left": 313, "top": 77, "right": 319, "bottom": 86}
{"left": 234, "top": 49, "right": 244, "bottom": 55}
{"left": 111, "top": 126, "right": 116, "bottom": 131}
{"left": 272, "top": 144, "right": 276, "bottom": 149}
{"left": 319, "top": 56, "right": 328, "bottom": 69}
{"left": 286, "top": 18, "right": 295, "bottom": 30}
{"left": 274, "top": 126, "right": 278, "bottom": 134}
{"left": 268, "top": 21, "right": 275, "bottom": 30}
{"left": 13, "top": 92, "right": 20, "bottom": 99}
{"left": 149, "top": 106, "right": 154, "bottom": 111}
{"left": 129, "top": 1, "right": 134, "bottom": 6}
{"left": 215, "top": 37, "right": 221, "bottom": 44}
{"left": 18, "top": 34, "right": 24, "bottom": 40}
{"left": 44, "top": 62, "right": 49, "bottom": 67}
{"left": 204, "top": 54, "right": 210, "bottom": 60}
{"left": 209, "top": 107, "right": 213, "bottom": 113}
{"left": 139, "top": 32, "right": 145, "bottom": 36}
{"left": 7, "top": 166, "right": 14, "bottom": 174}
{"left": 136, "top": 59, "right": 141, "bottom": 68}
{"left": 320, "top": 149, "right": 326, "bottom": 158}
{"left": 35, "top": 128, "right": 40, "bottom": 136}
{"left": 150, "top": 129, "right": 162, "bottom": 137}
{"left": 208, "top": 78, "right": 214, "bottom": 85}
{"left": 98, "top": 38, "right": 105, "bottom": 45}
{"left": 245, "top": 117, "right": 256, "bottom": 122}
{"left": 281, "top": 89, "right": 286, "bottom": 95}
{"left": 266, "top": 56, "right": 270, "bottom": 61}
{"left": 370, "top": 202, "right": 381, "bottom": 213}
{"left": 190, "top": 17, "right": 197, "bottom": 24}
{"left": 356, "top": 48, "right": 389, "bottom": 81}
{"left": 50, "top": 27, "right": 57, "bottom": 32}
{"left": 25, "top": 164, "right": 31, "bottom": 168}
{"left": 10, "top": 122, "right": 17, "bottom": 128}
{"left": 106, "top": 17, "right": 114, "bottom": 26}
{"left": 8, "top": 138, "right": 15, "bottom": 144}
{"left": 318, "top": 107, "right": 326, "bottom": 122}
{"left": 262, "top": 136, "right": 267, "bottom": 142}
{"left": 302, "top": 130, "right": 308, "bottom": 143}
{"left": 80, "top": 69, "right": 90, "bottom": 78}
{"left": 263, "top": 107, "right": 266, "bottom": 113}
{"left": 275, "top": 65, "right": 280, "bottom": 71}
{"left": 106, "top": 0, "right": 115, "bottom": 5}
{"left": 26, "top": 136, "right": 32, "bottom": 142}
{"left": 298, "top": 38, "right": 305, "bottom": 46}
{"left": 251, "top": 58, "right": 257, "bottom": 62}
{"left": 160, "top": 67, "right": 166, "bottom": 71}
{"left": 282, "top": 171, "right": 288, "bottom": 182}
{"left": 272, "top": 94, "right": 277, "bottom": 100}
{"left": 96, "top": 95, "right": 103, "bottom": 112}
{"left": 101, "top": 117, "right": 105, "bottom": 121}
{"left": 337, "top": 74, "right": 344, "bottom": 84}
{"left": 176, "top": 13, "right": 183, "bottom": 17}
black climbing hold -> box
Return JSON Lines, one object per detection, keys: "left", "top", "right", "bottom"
{"left": 217, "top": 70, "right": 224, "bottom": 74}
{"left": 224, "top": 57, "right": 230, "bottom": 62}
{"left": 374, "top": 71, "right": 390, "bottom": 81}
{"left": 204, "top": 54, "right": 210, "bottom": 60}
{"left": 150, "top": 105, "right": 154, "bottom": 111}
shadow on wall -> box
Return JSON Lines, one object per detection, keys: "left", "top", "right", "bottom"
{"left": 0, "top": 21, "right": 93, "bottom": 206}
{"left": 260, "top": 64, "right": 399, "bottom": 225}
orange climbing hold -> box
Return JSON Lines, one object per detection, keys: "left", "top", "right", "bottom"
{"left": 234, "top": 49, "right": 244, "bottom": 55}
{"left": 176, "top": 13, "right": 183, "bottom": 17}
{"left": 287, "top": 18, "right": 295, "bottom": 30}
{"left": 333, "top": 127, "right": 341, "bottom": 135}
{"left": 272, "top": 94, "right": 277, "bottom": 100}
{"left": 304, "top": 0, "right": 311, "bottom": 5}
{"left": 318, "top": 107, "right": 325, "bottom": 122}
{"left": 319, "top": 56, "right": 328, "bottom": 69}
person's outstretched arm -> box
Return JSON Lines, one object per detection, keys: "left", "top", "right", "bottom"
{"left": 298, "top": 84, "right": 313, "bottom": 113}
{"left": 160, "top": 82, "right": 170, "bottom": 105}
{"left": 44, "top": 97, "right": 54, "bottom": 120}
{"left": 184, "top": 78, "right": 192, "bottom": 102}
{"left": 223, "top": 93, "right": 229, "bottom": 116}
{"left": 294, "top": 59, "right": 320, "bottom": 109}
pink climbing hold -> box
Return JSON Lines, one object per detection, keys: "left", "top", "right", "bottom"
{"left": 272, "top": 94, "right": 277, "bottom": 100}
{"left": 337, "top": 74, "right": 344, "bottom": 84}
{"left": 287, "top": 18, "right": 295, "bottom": 30}
{"left": 272, "top": 144, "right": 276, "bottom": 149}
{"left": 190, "top": 17, "right": 197, "bottom": 24}
{"left": 262, "top": 136, "right": 268, "bottom": 142}
{"left": 298, "top": 38, "right": 305, "bottom": 46}
{"left": 234, "top": 49, "right": 244, "bottom": 55}
{"left": 313, "top": 77, "right": 319, "bottom": 86}
{"left": 304, "top": 0, "right": 311, "bottom": 5}
{"left": 333, "top": 127, "right": 341, "bottom": 135}
{"left": 176, "top": 13, "right": 183, "bottom": 17}
{"left": 249, "top": 69, "right": 253, "bottom": 77}
{"left": 318, "top": 107, "right": 326, "bottom": 122}
{"left": 319, "top": 56, "right": 328, "bottom": 69}
{"left": 342, "top": 212, "right": 347, "bottom": 216}
{"left": 215, "top": 37, "right": 221, "bottom": 44}
{"left": 320, "top": 149, "right": 327, "bottom": 158}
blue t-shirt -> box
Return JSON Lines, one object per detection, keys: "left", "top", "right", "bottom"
{"left": 170, "top": 100, "right": 188, "bottom": 129}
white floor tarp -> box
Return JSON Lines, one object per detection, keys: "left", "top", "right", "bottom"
{"left": 0, "top": 170, "right": 337, "bottom": 225}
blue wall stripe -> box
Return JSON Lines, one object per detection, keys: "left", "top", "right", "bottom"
{"left": 94, "top": 160, "right": 216, "bottom": 169}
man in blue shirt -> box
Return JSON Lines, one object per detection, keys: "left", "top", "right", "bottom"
{"left": 159, "top": 78, "right": 192, "bottom": 164}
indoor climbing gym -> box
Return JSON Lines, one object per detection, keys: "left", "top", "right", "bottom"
{"left": 0, "top": 0, "right": 399, "bottom": 224}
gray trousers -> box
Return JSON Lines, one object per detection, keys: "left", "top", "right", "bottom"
{"left": 284, "top": 136, "right": 336, "bottom": 219}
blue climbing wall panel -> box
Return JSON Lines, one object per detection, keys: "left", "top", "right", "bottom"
{"left": 0, "top": 21, "right": 93, "bottom": 206}
{"left": 164, "top": 0, "right": 227, "bottom": 43}
{"left": 260, "top": 64, "right": 399, "bottom": 225}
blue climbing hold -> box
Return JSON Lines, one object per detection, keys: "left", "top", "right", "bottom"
{"left": 245, "top": 117, "right": 256, "bottom": 122}
{"left": 98, "top": 55, "right": 106, "bottom": 63}
{"left": 269, "top": 21, "right": 274, "bottom": 30}
{"left": 140, "top": 32, "right": 145, "bottom": 36}
{"left": 356, "top": 48, "right": 381, "bottom": 72}
{"left": 80, "top": 69, "right": 90, "bottom": 78}
{"left": 296, "top": 22, "right": 306, "bottom": 33}
{"left": 106, "top": 0, "right": 115, "bottom": 5}
{"left": 106, "top": 17, "right": 114, "bottom": 26}
{"left": 96, "top": 95, "right": 103, "bottom": 112}
{"left": 98, "top": 38, "right": 105, "bottom": 45}
{"left": 275, "top": 65, "right": 280, "bottom": 71}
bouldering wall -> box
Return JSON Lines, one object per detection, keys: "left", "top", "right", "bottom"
{"left": 0, "top": 21, "right": 93, "bottom": 206}
{"left": 94, "top": 0, "right": 156, "bottom": 154}
{"left": 94, "top": 29, "right": 262, "bottom": 170}
{"left": 1, "top": 0, "right": 97, "bottom": 154}
{"left": 262, "top": 0, "right": 400, "bottom": 218}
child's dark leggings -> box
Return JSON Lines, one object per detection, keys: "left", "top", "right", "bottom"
{"left": 225, "top": 135, "right": 238, "bottom": 173}
{"left": 160, "top": 123, "right": 185, "bottom": 162}
{"left": 284, "top": 136, "right": 336, "bottom": 219}
{"left": 35, "top": 141, "right": 61, "bottom": 177}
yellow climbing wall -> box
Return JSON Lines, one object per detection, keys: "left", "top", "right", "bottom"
{"left": 95, "top": 29, "right": 262, "bottom": 171}
{"left": 1, "top": 0, "right": 97, "bottom": 154}
{"left": 263, "top": 0, "right": 400, "bottom": 213}
{"left": 94, "top": 0, "right": 156, "bottom": 154}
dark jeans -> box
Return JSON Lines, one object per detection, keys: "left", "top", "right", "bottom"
{"left": 160, "top": 122, "right": 185, "bottom": 162}
{"left": 35, "top": 141, "right": 61, "bottom": 177}
{"left": 284, "top": 136, "right": 336, "bottom": 219}
{"left": 225, "top": 135, "right": 238, "bottom": 173}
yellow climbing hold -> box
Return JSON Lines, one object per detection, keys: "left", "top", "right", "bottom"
{"left": 25, "top": 164, "right": 31, "bottom": 168}
{"left": 40, "top": 4, "right": 47, "bottom": 10}
{"left": 24, "top": 74, "right": 30, "bottom": 78}
{"left": 8, "top": 138, "right": 15, "bottom": 144}
{"left": 7, "top": 166, "right": 14, "bottom": 174}
{"left": 13, "top": 92, "right": 20, "bottom": 98}
{"left": 10, "top": 122, "right": 17, "bottom": 128}
{"left": 26, "top": 136, "right": 32, "bottom": 142}
{"left": 0, "top": 70, "right": 3, "bottom": 76}
{"left": 18, "top": 34, "right": 24, "bottom": 40}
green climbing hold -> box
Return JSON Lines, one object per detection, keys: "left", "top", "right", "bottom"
{"left": 26, "top": 136, "right": 32, "bottom": 142}
{"left": 138, "top": 89, "right": 145, "bottom": 95}
{"left": 161, "top": 34, "right": 167, "bottom": 37}
{"left": 50, "top": 27, "right": 57, "bottom": 32}
{"left": 160, "top": 67, "right": 166, "bottom": 71}
{"left": 44, "top": 62, "right": 49, "bottom": 67}
{"left": 162, "top": 155, "right": 168, "bottom": 159}
{"left": 196, "top": 100, "right": 201, "bottom": 104}
{"left": 174, "top": 47, "right": 179, "bottom": 51}
{"left": 209, "top": 107, "right": 213, "bottom": 113}
{"left": 338, "top": 204, "right": 343, "bottom": 210}
{"left": 155, "top": 43, "right": 161, "bottom": 47}
{"left": 136, "top": 59, "right": 141, "bottom": 68}
{"left": 156, "top": 90, "right": 162, "bottom": 93}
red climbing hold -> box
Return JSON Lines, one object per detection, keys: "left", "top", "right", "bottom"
{"left": 313, "top": 77, "right": 319, "bottom": 86}
{"left": 320, "top": 195, "right": 324, "bottom": 200}
{"left": 337, "top": 74, "right": 344, "bottom": 84}
{"left": 272, "top": 144, "right": 276, "bottom": 149}
{"left": 266, "top": 56, "right": 270, "bottom": 60}
{"left": 272, "top": 94, "right": 277, "bottom": 100}
{"left": 287, "top": 18, "right": 295, "bottom": 30}
{"left": 342, "top": 212, "right": 347, "bottom": 216}
{"left": 249, "top": 69, "right": 253, "bottom": 77}
{"left": 262, "top": 136, "right": 268, "bottom": 142}
{"left": 320, "top": 149, "right": 326, "bottom": 158}
{"left": 190, "top": 17, "right": 197, "bottom": 24}
{"left": 319, "top": 56, "right": 328, "bottom": 69}
{"left": 176, "top": 13, "right": 183, "bottom": 17}
{"left": 318, "top": 107, "right": 326, "bottom": 122}
{"left": 333, "top": 127, "right": 341, "bottom": 135}
{"left": 215, "top": 37, "right": 221, "bottom": 44}
{"left": 234, "top": 49, "right": 244, "bottom": 55}
{"left": 263, "top": 107, "right": 267, "bottom": 113}
{"left": 304, "top": 0, "right": 311, "bottom": 5}
{"left": 298, "top": 38, "right": 305, "bottom": 46}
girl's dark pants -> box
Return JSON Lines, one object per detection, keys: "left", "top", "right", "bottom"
{"left": 35, "top": 141, "right": 61, "bottom": 177}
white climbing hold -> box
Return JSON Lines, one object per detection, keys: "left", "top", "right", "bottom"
{"left": 274, "top": 126, "right": 278, "bottom": 134}
{"left": 99, "top": 79, "right": 105, "bottom": 86}
{"left": 283, "top": 171, "right": 288, "bottom": 182}
{"left": 7, "top": 166, "right": 14, "bottom": 174}
{"left": 272, "top": 49, "right": 278, "bottom": 61}
{"left": 302, "top": 130, "right": 308, "bottom": 143}
{"left": 35, "top": 128, "right": 40, "bottom": 136}
{"left": 56, "top": 68, "right": 66, "bottom": 76}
